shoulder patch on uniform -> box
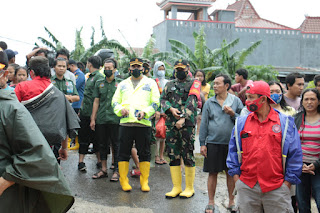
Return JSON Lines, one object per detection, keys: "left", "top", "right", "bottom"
{"left": 99, "top": 83, "right": 104, "bottom": 88}
{"left": 52, "top": 80, "right": 56, "bottom": 84}
{"left": 142, "top": 84, "right": 151, "bottom": 92}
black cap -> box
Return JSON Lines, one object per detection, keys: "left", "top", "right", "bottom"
{"left": 0, "top": 48, "right": 8, "bottom": 70}
{"left": 130, "top": 58, "right": 143, "bottom": 66}
{"left": 4, "top": 49, "right": 18, "bottom": 61}
{"left": 174, "top": 59, "right": 188, "bottom": 69}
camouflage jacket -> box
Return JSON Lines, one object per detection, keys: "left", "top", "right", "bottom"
{"left": 160, "top": 76, "right": 198, "bottom": 127}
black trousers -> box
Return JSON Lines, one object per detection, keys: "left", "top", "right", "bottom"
{"left": 96, "top": 124, "right": 119, "bottom": 170}
{"left": 78, "top": 116, "right": 97, "bottom": 154}
{"left": 118, "top": 126, "right": 151, "bottom": 162}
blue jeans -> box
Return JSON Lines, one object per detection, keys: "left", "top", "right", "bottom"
{"left": 296, "top": 169, "right": 320, "bottom": 213}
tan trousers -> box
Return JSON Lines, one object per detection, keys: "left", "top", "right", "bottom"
{"left": 236, "top": 180, "right": 293, "bottom": 213}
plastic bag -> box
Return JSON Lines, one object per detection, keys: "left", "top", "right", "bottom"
{"left": 155, "top": 116, "right": 166, "bottom": 139}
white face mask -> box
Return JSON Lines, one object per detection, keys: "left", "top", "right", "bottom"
{"left": 157, "top": 70, "right": 165, "bottom": 77}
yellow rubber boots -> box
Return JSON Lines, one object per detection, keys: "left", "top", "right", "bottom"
{"left": 165, "top": 166, "right": 182, "bottom": 198}
{"left": 118, "top": 161, "right": 132, "bottom": 192}
{"left": 179, "top": 166, "right": 195, "bottom": 198}
{"left": 140, "top": 162, "right": 150, "bottom": 192}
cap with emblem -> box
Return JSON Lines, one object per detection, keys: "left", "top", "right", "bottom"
{"left": 174, "top": 59, "right": 188, "bottom": 69}
{"left": 130, "top": 58, "right": 143, "bottom": 66}
{"left": 246, "top": 81, "right": 277, "bottom": 104}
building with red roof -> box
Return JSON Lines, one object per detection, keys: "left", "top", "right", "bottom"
{"left": 153, "top": 0, "right": 320, "bottom": 71}
{"left": 299, "top": 16, "right": 320, "bottom": 33}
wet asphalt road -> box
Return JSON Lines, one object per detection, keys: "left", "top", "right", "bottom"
{"left": 61, "top": 151, "right": 226, "bottom": 213}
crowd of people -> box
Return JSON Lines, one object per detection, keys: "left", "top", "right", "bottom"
{"left": 0, "top": 40, "right": 319, "bottom": 213}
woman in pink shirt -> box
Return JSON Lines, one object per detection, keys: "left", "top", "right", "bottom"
{"left": 294, "top": 88, "right": 320, "bottom": 213}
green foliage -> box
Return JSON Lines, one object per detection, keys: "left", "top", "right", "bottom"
{"left": 71, "top": 27, "right": 85, "bottom": 61}
{"left": 306, "top": 81, "right": 315, "bottom": 89}
{"left": 152, "top": 26, "right": 221, "bottom": 74}
{"left": 141, "top": 35, "right": 156, "bottom": 60}
{"left": 245, "top": 65, "right": 278, "bottom": 82}
{"left": 152, "top": 26, "right": 261, "bottom": 84}
{"left": 218, "top": 39, "right": 262, "bottom": 78}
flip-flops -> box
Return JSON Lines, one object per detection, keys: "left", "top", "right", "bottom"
{"left": 155, "top": 156, "right": 162, "bottom": 165}
{"left": 226, "top": 205, "right": 237, "bottom": 213}
{"left": 205, "top": 205, "right": 220, "bottom": 213}
{"left": 160, "top": 158, "right": 167, "bottom": 164}
{"left": 92, "top": 170, "right": 108, "bottom": 179}
{"left": 205, "top": 205, "right": 214, "bottom": 213}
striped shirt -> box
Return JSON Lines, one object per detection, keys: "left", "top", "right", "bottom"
{"left": 298, "top": 120, "right": 320, "bottom": 163}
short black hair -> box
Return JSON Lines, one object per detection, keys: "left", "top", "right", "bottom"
{"left": 103, "top": 58, "right": 117, "bottom": 69}
{"left": 35, "top": 49, "right": 48, "bottom": 58}
{"left": 15, "top": 66, "right": 28, "bottom": 76}
{"left": 0, "top": 41, "right": 7, "bottom": 50}
{"left": 285, "top": 72, "right": 304, "bottom": 90}
{"left": 215, "top": 73, "right": 231, "bottom": 90}
{"left": 87, "top": 56, "right": 101, "bottom": 69}
{"left": 53, "top": 57, "right": 67, "bottom": 67}
{"left": 8, "top": 63, "right": 20, "bottom": 71}
{"left": 68, "top": 59, "right": 77, "bottom": 66}
{"left": 194, "top": 69, "right": 206, "bottom": 86}
{"left": 77, "top": 62, "right": 85, "bottom": 71}
{"left": 236, "top": 68, "right": 248, "bottom": 80}
{"left": 29, "top": 56, "right": 51, "bottom": 78}
{"left": 314, "top": 75, "right": 320, "bottom": 87}
{"left": 56, "top": 48, "right": 70, "bottom": 59}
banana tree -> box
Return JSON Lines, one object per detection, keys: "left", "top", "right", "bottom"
{"left": 152, "top": 26, "right": 221, "bottom": 75}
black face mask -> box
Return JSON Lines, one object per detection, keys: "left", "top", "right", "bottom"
{"left": 131, "top": 68, "right": 142, "bottom": 78}
{"left": 104, "top": 69, "right": 113, "bottom": 78}
{"left": 176, "top": 70, "right": 187, "bottom": 80}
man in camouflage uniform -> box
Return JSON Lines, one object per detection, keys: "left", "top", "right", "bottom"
{"left": 161, "top": 59, "right": 200, "bottom": 199}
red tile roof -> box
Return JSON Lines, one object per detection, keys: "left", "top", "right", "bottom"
{"left": 299, "top": 16, "right": 320, "bottom": 33}
{"left": 227, "top": 0, "right": 293, "bottom": 29}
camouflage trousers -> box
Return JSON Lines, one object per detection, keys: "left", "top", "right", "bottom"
{"left": 150, "top": 118, "right": 156, "bottom": 145}
{"left": 165, "top": 126, "right": 195, "bottom": 167}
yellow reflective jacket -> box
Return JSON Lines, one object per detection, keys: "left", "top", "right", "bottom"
{"left": 112, "top": 76, "right": 160, "bottom": 126}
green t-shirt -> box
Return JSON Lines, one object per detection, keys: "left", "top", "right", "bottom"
{"left": 93, "top": 78, "right": 122, "bottom": 124}
{"left": 51, "top": 75, "right": 78, "bottom": 96}
{"left": 80, "top": 70, "right": 104, "bottom": 117}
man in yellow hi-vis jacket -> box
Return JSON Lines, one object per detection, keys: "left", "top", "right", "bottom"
{"left": 112, "top": 58, "right": 160, "bottom": 192}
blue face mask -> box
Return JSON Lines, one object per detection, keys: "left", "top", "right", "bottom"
{"left": 270, "top": 93, "right": 282, "bottom": 104}
{"left": 157, "top": 70, "right": 165, "bottom": 77}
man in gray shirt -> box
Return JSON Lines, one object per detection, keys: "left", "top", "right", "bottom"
{"left": 200, "top": 74, "right": 243, "bottom": 213}
{"left": 283, "top": 72, "right": 304, "bottom": 111}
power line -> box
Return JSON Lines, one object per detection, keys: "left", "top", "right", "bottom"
{"left": 0, "top": 35, "right": 35, "bottom": 46}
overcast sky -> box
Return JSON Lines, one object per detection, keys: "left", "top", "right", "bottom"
{"left": 1, "top": 0, "right": 319, "bottom": 65}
